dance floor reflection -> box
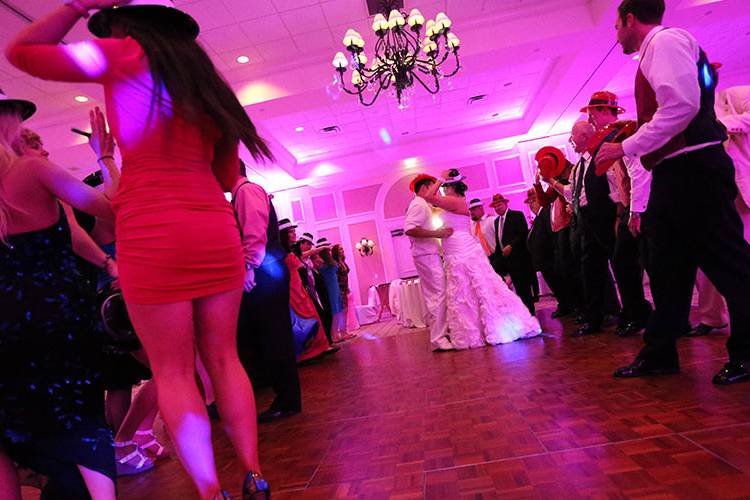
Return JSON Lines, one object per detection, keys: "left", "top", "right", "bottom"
{"left": 26, "top": 298, "right": 749, "bottom": 499}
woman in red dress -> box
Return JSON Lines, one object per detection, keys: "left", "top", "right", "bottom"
{"left": 7, "top": 1, "right": 271, "bottom": 498}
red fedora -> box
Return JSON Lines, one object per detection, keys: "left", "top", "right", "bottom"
{"left": 534, "top": 146, "right": 567, "bottom": 179}
{"left": 489, "top": 193, "right": 510, "bottom": 208}
{"left": 580, "top": 91, "right": 625, "bottom": 114}
{"left": 409, "top": 173, "right": 437, "bottom": 193}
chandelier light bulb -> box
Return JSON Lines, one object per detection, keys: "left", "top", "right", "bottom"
{"left": 356, "top": 242, "right": 363, "bottom": 250}
{"left": 356, "top": 53, "right": 367, "bottom": 66}
{"left": 408, "top": 9, "right": 425, "bottom": 27}
{"left": 352, "top": 69, "right": 363, "bottom": 85}
{"left": 332, "top": 51, "right": 348, "bottom": 69}
{"left": 368, "top": 240, "right": 375, "bottom": 247}
{"left": 435, "top": 12, "right": 452, "bottom": 31}
{"left": 447, "top": 32, "right": 460, "bottom": 49}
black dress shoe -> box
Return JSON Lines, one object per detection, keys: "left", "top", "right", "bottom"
{"left": 573, "top": 315, "right": 586, "bottom": 325}
{"left": 615, "top": 321, "right": 646, "bottom": 337}
{"left": 686, "top": 323, "right": 727, "bottom": 337}
{"left": 613, "top": 358, "right": 679, "bottom": 378}
{"left": 257, "top": 408, "right": 300, "bottom": 423}
{"left": 712, "top": 362, "right": 750, "bottom": 385}
{"left": 571, "top": 323, "right": 600, "bottom": 337}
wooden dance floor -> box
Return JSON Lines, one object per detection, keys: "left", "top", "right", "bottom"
{"left": 27, "top": 298, "right": 750, "bottom": 499}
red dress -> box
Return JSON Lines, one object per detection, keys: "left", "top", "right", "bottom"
{"left": 9, "top": 38, "right": 244, "bottom": 304}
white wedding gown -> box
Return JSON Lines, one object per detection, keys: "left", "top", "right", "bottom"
{"left": 440, "top": 209, "right": 541, "bottom": 349}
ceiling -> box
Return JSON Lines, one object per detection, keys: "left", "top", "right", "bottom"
{"left": 2, "top": 0, "right": 750, "bottom": 189}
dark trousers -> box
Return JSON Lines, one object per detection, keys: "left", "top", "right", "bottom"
{"left": 566, "top": 224, "right": 586, "bottom": 310}
{"left": 580, "top": 203, "right": 621, "bottom": 327}
{"left": 552, "top": 226, "right": 579, "bottom": 311}
{"left": 238, "top": 262, "right": 301, "bottom": 412}
{"left": 613, "top": 211, "right": 652, "bottom": 326}
{"left": 641, "top": 145, "right": 750, "bottom": 365}
{"left": 508, "top": 265, "right": 536, "bottom": 316}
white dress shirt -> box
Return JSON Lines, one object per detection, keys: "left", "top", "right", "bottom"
{"left": 562, "top": 153, "right": 621, "bottom": 207}
{"left": 622, "top": 26, "right": 722, "bottom": 161}
{"left": 473, "top": 216, "right": 498, "bottom": 254}
{"left": 623, "top": 157, "right": 651, "bottom": 213}
{"left": 404, "top": 196, "right": 440, "bottom": 257}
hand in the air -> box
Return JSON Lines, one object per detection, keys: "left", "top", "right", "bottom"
{"left": 595, "top": 142, "right": 624, "bottom": 166}
{"left": 628, "top": 212, "right": 642, "bottom": 237}
{"left": 435, "top": 227, "right": 454, "bottom": 239}
{"left": 88, "top": 107, "right": 115, "bottom": 158}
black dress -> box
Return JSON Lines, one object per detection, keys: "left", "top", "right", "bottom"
{"left": 0, "top": 207, "right": 115, "bottom": 498}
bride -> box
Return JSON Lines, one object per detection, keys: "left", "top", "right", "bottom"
{"left": 423, "top": 169, "right": 541, "bottom": 349}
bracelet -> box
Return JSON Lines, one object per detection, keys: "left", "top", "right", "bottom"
{"left": 63, "top": 0, "right": 90, "bottom": 18}
{"left": 97, "top": 155, "right": 115, "bottom": 163}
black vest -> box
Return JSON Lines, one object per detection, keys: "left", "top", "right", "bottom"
{"left": 636, "top": 31, "right": 727, "bottom": 169}
{"left": 583, "top": 156, "right": 613, "bottom": 210}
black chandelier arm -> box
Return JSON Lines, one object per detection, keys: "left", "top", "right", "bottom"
{"left": 442, "top": 51, "right": 461, "bottom": 77}
{"left": 411, "top": 69, "right": 440, "bottom": 95}
{"left": 358, "top": 79, "right": 388, "bottom": 106}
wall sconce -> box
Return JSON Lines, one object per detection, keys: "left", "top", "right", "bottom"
{"left": 355, "top": 237, "right": 375, "bottom": 256}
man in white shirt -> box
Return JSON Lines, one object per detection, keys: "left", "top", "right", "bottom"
{"left": 404, "top": 174, "right": 454, "bottom": 351}
{"left": 583, "top": 91, "right": 653, "bottom": 338}
{"left": 469, "top": 198, "right": 496, "bottom": 257}
{"left": 546, "top": 120, "right": 621, "bottom": 337}
{"left": 597, "top": 0, "right": 750, "bottom": 384}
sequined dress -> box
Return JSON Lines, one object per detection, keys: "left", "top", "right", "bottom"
{"left": 0, "top": 208, "right": 115, "bottom": 483}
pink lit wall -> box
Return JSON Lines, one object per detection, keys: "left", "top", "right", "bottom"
{"left": 347, "top": 220, "right": 386, "bottom": 303}
{"left": 342, "top": 184, "right": 381, "bottom": 215}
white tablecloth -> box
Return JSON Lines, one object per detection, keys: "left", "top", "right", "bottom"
{"left": 391, "top": 278, "right": 427, "bottom": 328}
{"left": 355, "top": 286, "right": 380, "bottom": 325}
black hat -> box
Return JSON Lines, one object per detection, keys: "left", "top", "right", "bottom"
{"left": 316, "top": 237, "right": 331, "bottom": 248}
{"left": 88, "top": 0, "right": 199, "bottom": 39}
{"left": 0, "top": 88, "right": 36, "bottom": 120}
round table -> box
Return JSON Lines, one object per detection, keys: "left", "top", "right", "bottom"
{"left": 391, "top": 278, "right": 427, "bottom": 328}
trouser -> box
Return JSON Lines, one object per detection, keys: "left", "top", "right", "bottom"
{"left": 412, "top": 254, "right": 448, "bottom": 345}
{"left": 641, "top": 146, "right": 750, "bottom": 365}
{"left": 554, "top": 226, "right": 580, "bottom": 310}
{"left": 238, "top": 262, "right": 301, "bottom": 412}
{"left": 580, "top": 204, "right": 621, "bottom": 327}
{"left": 612, "top": 210, "right": 652, "bottom": 326}
{"left": 508, "top": 265, "right": 536, "bottom": 316}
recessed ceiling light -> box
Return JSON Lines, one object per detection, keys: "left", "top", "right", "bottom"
{"left": 236, "top": 55, "right": 250, "bottom": 64}
{"left": 74, "top": 95, "right": 89, "bottom": 103}
{"left": 295, "top": 126, "right": 304, "bottom": 132}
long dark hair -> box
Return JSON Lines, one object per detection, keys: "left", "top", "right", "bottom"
{"left": 445, "top": 168, "right": 468, "bottom": 196}
{"left": 112, "top": 11, "right": 272, "bottom": 161}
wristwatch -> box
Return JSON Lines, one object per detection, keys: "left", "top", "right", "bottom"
{"left": 63, "top": 0, "right": 90, "bottom": 18}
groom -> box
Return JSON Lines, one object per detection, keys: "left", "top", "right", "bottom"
{"left": 405, "top": 174, "right": 454, "bottom": 351}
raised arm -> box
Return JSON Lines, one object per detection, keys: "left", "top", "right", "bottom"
{"left": 89, "top": 107, "right": 120, "bottom": 200}
{"left": 30, "top": 158, "right": 113, "bottom": 221}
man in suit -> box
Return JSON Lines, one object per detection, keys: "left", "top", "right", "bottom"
{"left": 525, "top": 188, "right": 565, "bottom": 314}
{"left": 488, "top": 193, "right": 535, "bottom": 315}
{"left": 544, "top": 121, "right": 621, "bottom": 337}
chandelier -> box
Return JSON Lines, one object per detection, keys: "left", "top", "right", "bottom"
{"left": 331, "top": 3, "right": 461, "bottom": 108}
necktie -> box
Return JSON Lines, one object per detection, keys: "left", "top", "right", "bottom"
{"left": 572, "top": 157, "right": 586, "bottom": 215}
{"left": 474, "top": 221, "right": 491, "bottom": 256}
{"left": 498, "top": 216, "right": 505, "bottom": 243}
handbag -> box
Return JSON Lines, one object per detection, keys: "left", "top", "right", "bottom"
{"left": 97, "top": 284, "right": 141, "bottom": 352}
